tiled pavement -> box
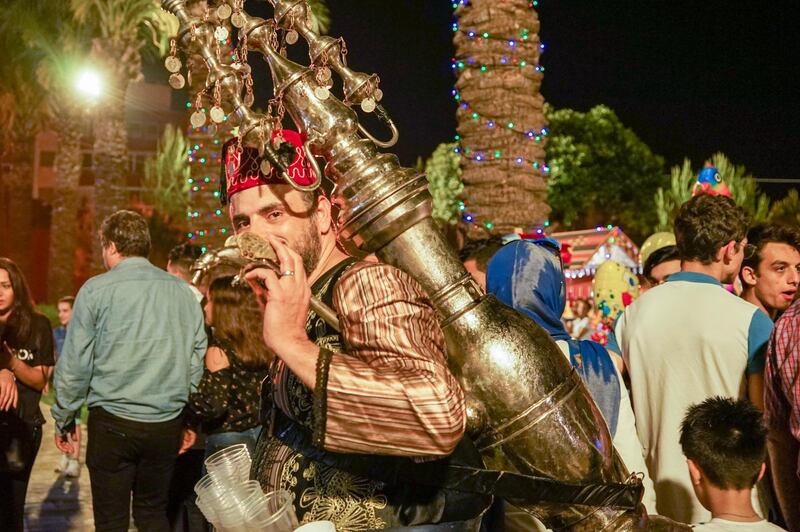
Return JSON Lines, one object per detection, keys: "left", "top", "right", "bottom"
{"left": 24, "top": 404, "right": 94, "bottom": 531}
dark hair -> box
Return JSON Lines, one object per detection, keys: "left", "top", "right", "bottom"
{"left": 643, "top": 245, "right": 680, "bottom": 282}
{"left": 57, "top": 296, "right": 75, "bottom": 308}
{"left": 168, "top": 243, "right": 203, "bottom": 276}
{"left": 741, "top": 224, "right": 800, "bottom": 274}
{"left": 100, "top": 210, "right": 151, "bottom": 258}
{"left": 679, "top": 396, "right": 766, "bottom": 490}
{"left": 674, "top": 195, "right": 749, "bottom": 265}
{"left": 0, "top": 257, "right": 35, "bottom": 343}
{"left": 459, "top": 237, "right": 505, "bottom": 272}
{"left": 208, "top": 276, "right": 269, "bottom": 369}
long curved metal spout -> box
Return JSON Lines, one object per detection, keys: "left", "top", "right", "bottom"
{"left": 161, "top": 1, "right": 688, "bottom": 529}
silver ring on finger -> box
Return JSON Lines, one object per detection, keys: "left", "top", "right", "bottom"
{"left": 280, "top": 270, "right": 295, "bottom": 277}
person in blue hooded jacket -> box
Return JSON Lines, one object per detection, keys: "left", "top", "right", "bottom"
{"left": 486, "top": 237, "right": 657, "bottom": 512}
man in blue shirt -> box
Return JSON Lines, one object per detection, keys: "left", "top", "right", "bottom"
{"left": 52, "top": 210, "right": 207, "bottom": 532}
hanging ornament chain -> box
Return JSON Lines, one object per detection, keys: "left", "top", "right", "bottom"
{"left": 166, "top": 38, "right": 185, "bottom": 89}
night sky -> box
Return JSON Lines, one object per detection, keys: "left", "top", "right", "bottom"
{"left": 160, "top": 1, "right": 799, "bottom": 195}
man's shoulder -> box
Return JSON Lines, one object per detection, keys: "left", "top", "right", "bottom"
{"left": 338, "top": 260, "right": 418, "bottom": 290}
{"left": 333, "top": 260, "right": 430, "bottom": 307}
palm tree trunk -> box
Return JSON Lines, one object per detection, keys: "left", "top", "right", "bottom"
{"left": 47, "top": 116, "right": 83, "bottom": 299}
{"left": 90, "top": 105, "right": 130, "bottom": 272}
{"left": 3, "top": 160, "right": 34, "bottom": 277}
{"left": 454, "top": 0, "right": 549, "bottom": 238}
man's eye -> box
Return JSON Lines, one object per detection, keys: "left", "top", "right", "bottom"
{"left": 234, "top": 220, "right": 249, "bottom": 229}
{"left": 267, "top": 211, "right": 282, "bottom": 220}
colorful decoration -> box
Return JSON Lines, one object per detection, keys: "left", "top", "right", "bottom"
{"left": 453, "top": 0, "right": 550, "bottom": 235}
{"left": 593, "top": 260, "right": 640, "bottom": 319}
{"left": 185, "top": 117, "right": 231, "bottom": 250}
{"left": 639, "top": 231, "right": 676, "bottom": 267}
{"left": 692, "top": 163, "right": 731, "bottom": 197}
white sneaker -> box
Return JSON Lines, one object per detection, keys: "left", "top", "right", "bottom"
{"left": 64, "top": 458, "right": 81, "bottom": 478}
{"left": 55, "top": 453, "right": 69, "bottom": 473}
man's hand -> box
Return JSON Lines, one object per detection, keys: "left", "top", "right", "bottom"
{"left": 244, "top": 235, "right": 312, "bottom": 356}
{"left": 0, "top": 369, "right": 18, "bottom": 411}
{"left": 179, "top": 427, "right": 197, "bottom": 455}
{"left": 54, "top": 427, "right": 77, "bottom": 455}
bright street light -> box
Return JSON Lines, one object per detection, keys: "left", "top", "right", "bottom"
{"left": 75, "top": 69, "right": 103, "bottom": 100}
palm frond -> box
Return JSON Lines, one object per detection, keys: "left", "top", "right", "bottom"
{"left": 306, "top": 0, "right": 331, "bottom": 34}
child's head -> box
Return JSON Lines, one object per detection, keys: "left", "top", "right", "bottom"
{"left": 57, "top": 296, "right": 75, "bottom": 326}
{"left": 679, "top": 397, "right": 767, "bottom": 508}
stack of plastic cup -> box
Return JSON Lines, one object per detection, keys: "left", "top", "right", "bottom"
{"left": 242, "top": 489, "right": 299, "bottom": 531}
{"left": 193, "top": 444, "right": 299, "bottom": 531}
{"left": 205, "top": 443, "right": 251, "bottom": 484}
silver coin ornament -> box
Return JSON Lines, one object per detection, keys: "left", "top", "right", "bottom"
{"left": 216, "top": 3, "right": 232, "bottom": 19}
{"left": 169, "top": 73, "right": 186, "bottom": 90}
{"left": 190, "top": 111, "right": 207, "bottom": 128}
{"left": 165, "top": 56, "right": 182, "bottom": 73}
{"left": 215, "top": 26, "right": 229, "bottom": 41}
{"left": 231, "top": 12, "right": 245, "bottom": 28}
{"left": 244, "top": 92, "right": 254, "bottom": 107}
{"left": 260, "top": 160, "right": 273, "bottom": 175}
{"left": 286, "top": 29, "right": 299, "bottom": 45}
{"left": 314, "top": 86, "right": 330, "bottom": 100}
{"left": 208, "top": 124, "right": 218, "bottom": 137}
{"left": 209, "top": 106, "right": 226, "bottom": 123}
{"left": 360, "top": 98, "right": 376, "bottom": 113}
{"left": 375, "top": 89, "right": 384, "bottom": 102}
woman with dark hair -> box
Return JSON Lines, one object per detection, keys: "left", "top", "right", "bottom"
{"left": 186, "top": 275, "right": 269, "bottom": 460}
{"left": 0, "top": 257, "right": 55, "bottom": 531}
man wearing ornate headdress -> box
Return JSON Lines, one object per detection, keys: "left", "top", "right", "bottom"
{"left": 221, "top": 130, "right": 490, "bottom": 531}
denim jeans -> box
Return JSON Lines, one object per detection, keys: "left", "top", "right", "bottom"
{"left": 203, "top": 426, "right": 262, "bottom": 475}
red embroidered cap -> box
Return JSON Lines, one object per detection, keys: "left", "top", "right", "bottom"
{"left": 219, "top": 129, "right": 317, "bottom": 204}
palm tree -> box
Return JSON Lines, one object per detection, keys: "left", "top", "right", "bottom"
{"left": 3, "top": 0, "right": 96, "bottom": 300}
{"left": 654, "top": 153, "right": 772, "bottom": 232}
{"left": 453, "top": 0, "right": 549, "bottom": 239}
{"left": 70, "top": 0, "right": 174, "bottom": 272}
{"left": 0, "top": 31, "right": 47, "bottom": 277}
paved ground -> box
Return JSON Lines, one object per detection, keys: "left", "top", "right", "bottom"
{"left": 24, "top": 404, "right": 95, "bottom": 531}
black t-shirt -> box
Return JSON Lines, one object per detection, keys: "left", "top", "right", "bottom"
{"left": 1, "top": 313, "right": 55, "bottom": 425}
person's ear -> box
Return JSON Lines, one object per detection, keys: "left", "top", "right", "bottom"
{"left": 687, "top": 459, "right": 703, "bottom": 485}
{"left": 719, "top": 240, "right": 738, "bottom": 264}
{"left": 315, "top": 195, "right": 334, "bottom": 235}
{"left": 756, "top": 462, "right": 766, "bottom": 482}
{"left": 741, "top": 265, "right": 758, "bottom": 287}
{"left": 106, "top": 241, "right": 118, "bottom": 256}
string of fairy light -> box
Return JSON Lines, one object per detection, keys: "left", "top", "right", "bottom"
{"left": 184, "top": 121, "right": 231, "bottom": 250}
{"left": 179, "top": 34, "right": 237, "bottom": 250}
{"left": 451, "top": 0, "right": 551, "bottom": 233}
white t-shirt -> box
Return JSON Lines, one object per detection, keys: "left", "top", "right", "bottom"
{"left": 615, "top": 272, "right": 773, "bottom": 524}
{"left": 692, "top": 518, "right": 785, "bottom": 531}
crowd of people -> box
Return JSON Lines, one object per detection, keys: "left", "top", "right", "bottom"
{"left": 0, "top": 130, "right": 798, "bottom": 532}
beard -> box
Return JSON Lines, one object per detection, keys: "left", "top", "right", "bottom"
{"left": 292, "top": 216, "right": 322, "bottom": 276}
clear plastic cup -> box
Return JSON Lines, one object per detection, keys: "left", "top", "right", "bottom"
{"left": 227, "top": 480, "right": 264, "bottom": 506}
{"left": 217, "top": 504, "right": 249, "bottom": 532}
{"left": 194, "top": 495, "right": 220, "bottom": 527}
{"left": 243, "top": 489, "right": 298, "bottom": 531}
{"left": 205, "top": 444, "right": 252, "bottom": 484}
{"left": 194, "top": 474, "right": 227, "bottom": 501}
